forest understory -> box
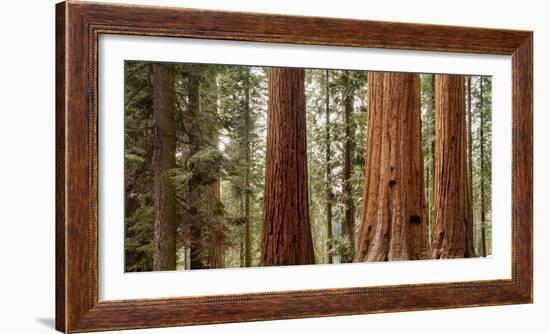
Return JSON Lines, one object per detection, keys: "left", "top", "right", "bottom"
{"left": 124, "top": 61, "right": 492, "bottom": 272}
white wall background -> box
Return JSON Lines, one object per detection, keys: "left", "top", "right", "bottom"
{"left": 0, "top": 0, "right": 546, "bottom": 333}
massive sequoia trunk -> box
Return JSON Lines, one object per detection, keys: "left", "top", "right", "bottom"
{"left": 261, "top": 67, "right": 315, "bottom": 266}
{"left": 152, "top": 63, "right": 177, "bottom": 271}
{"left": 432, "top": 74, "right": 477, "bottom": 259}
{"left": 341, "top": 89, "right": 355, "bottom": 258}
{"left": 354, "top": 72, "right": 430, "bottom": 262}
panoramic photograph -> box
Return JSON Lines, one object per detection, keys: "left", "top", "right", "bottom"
{"left": 124, "top": 61, "right": 492, "bottom": 272}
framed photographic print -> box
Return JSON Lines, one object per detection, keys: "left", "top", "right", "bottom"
{"left": 56, "top": 1, "right": 532, "bottom": 332}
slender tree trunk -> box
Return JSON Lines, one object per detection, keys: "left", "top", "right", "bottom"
{"left": 432, "top": 75, "right": 477, "bottom": 258}
{"left": 206, "top": 179, "right": 224, "bottom": 269}
{"left": 325, "top": 70, "right": 333, "bottom": 264}
{"left": 479, "top": 77, "right": 487, "bottom": 257}
{"left": 239, "top": 194, "right": 245, "bottom": 267}
{"left": 342, "top": 87, "right": 355, "bottom": 259}
{"left": 205, "top": 74, "right": 225, "bottom": 269}
{"left": 261, "top": 67, "right": 315, "bottom": 266}
{"left": 244, "top": 68, "right": 252, "bottom": 267}
{"left": 152, "top": 63, "right": 177, "bottom": 271}
{"left": 188, "top": 72, "right": 204, "bottom": 270}
{"left": 354, "top": 72, "right": 430, "bottom": 262}
{"left": 467, "top": 77, "right": 475, "bottom": 253}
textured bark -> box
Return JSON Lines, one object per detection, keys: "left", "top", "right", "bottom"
{"left": 324, "top": 70, "right": 333, "bottom": 264}
{"left": 261, "top": 67, "right": 315, "bottom": 266}
{"left": 479, "top": 77, "right": 487, "bottom": 257}
{"left": 152, "top": 63, "right": 177, "bottom": 271}
{"left": 354, "top": 72, "right": 430, "bottom": 262}
{"left": 342, "top": 91, "right": 355, "bottom": 257}
{"left": 432, "top": 75, "right": 477, "bottom": 259}
{"left": 244, "top": 68, "right": 252, "bottom": 267}
{"left": 205, "top": 179, "right": 224, "bottom": 269}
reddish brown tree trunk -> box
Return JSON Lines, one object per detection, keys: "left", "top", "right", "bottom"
{"left": 354, "top": 72, "right": 430, "bottom": 262}
{"left": 432, "top": 74, "right": 477, "bottom": 259}
{"left": 152, "top": 63, "right": 177, "bottom": 271}
{"left": 261, "top": 67, "right": 315, "bottom": 266}
{"left": 342, "top": 91, "right": 355, "bottom": 258}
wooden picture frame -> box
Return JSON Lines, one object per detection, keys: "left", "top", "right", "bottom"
{"left": 56, "top": 1, "right": 533, "bottom": 332}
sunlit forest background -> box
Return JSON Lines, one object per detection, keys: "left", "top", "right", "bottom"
{"left": 124, "top": 61, "right": 492, "bottom": 271}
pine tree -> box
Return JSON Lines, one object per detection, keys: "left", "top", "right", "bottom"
{"left": 124, "top": 61, "right": 155, "bottom": 272}
{"left": 324, "top": 70, "right": 334, "bottom": 264}
{"left": 152, "top": 63, "right": 177, "bottom": 271}
{"left": 341, "top": 72, "right": 355, "bottom": 258}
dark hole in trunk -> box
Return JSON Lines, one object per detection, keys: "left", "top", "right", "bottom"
{"left": 409, "top": 215, "right": 421, "bottom": 224}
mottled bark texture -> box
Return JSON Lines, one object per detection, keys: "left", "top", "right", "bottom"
{"left": 432, "top": 75, "right": 477, "bottom": 259}
{"left": 152, "top": 63, "right": 177, "bottom": 271}
{"left": 261, "top": 68, "right": 315, "bottom": 266}
{"left": 354, "top": 72, "right": 430, "bottom": 262}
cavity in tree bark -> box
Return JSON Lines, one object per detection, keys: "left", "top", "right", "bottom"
{"left": 354, "top": 72, "right": 430, "bottom": 262}
{"left": 261, "top": 67, "right": 315, "bottom": 266}
{"left": 432, "top": 74, "right": 477, "bottom": 259}
{"left": 152, "top": 63, "right": 177, "bottom": 271}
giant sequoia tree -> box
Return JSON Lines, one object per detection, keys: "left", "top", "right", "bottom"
{"left": 152, "top": 63, "right": 177, "bottom": 271}
{"left": 431, "top": 75, "right": 477, "bottom": 259}
{"left": 261, "top": 68, "right": 315, "bottom": 266}
{"left": 126, "top": 62, "right": 493, "bottom": 271}
{"left": 354, "top": 72, "right": 430, "bottom": 262}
